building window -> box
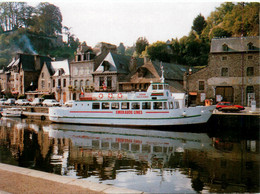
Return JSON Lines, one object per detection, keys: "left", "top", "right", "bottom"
{"left": 80, "top": 80, "right": 83, "bottom": 88}
{"left": 99, "top": 77, "right": 104, "bottom": 88}
{"left": 53, "top": 80, "right": 55, "bottom": 87}
{"left": 41, "top": 72, "right": 44, "bottom": 78}
{"left": 85, "top": 80, "right": 90, "bottom": 87}
{"left": 199, "top": 81, "right": 205, "bottom": 91}
{"left": 74, "top": 80, "right": 78, "bottom": 88}
{"left": 221, "top": 68, "right": 228, "bottom": 77}
{"left": 222, "top": 44, "right": 229, "bottom": 51}
{"left": 63, "top": 79, "right": 66, "bottom": 87}
{"left": 58, "top": 79, "right": 61, "bottom": 87}
{"left": 41, "top": 80, "right": 45, "bottom": 89}
{"left": 222, "top": 56, "right": 227, "bottom": 60}
{"left": 247, "top": 67, "right": 254, "bottom": 76}
{"left": 248, "top": 55, "right": 253, "bottom": 60}
{"left": 246, "top": 86, "right": 254, "bottom": 94}
{"left": 107, "top": 76, "right": 112, "bottom": 89}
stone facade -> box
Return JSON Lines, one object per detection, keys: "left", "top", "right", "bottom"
{"left": 186, "top": 36, "right": 259, "bottom": 107}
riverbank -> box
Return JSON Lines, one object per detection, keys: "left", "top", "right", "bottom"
{"left": 0, "top": 163, "right": 143, "bottom": 194}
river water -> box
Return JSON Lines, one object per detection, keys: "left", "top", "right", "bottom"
{"left": 0, "top": 117, "right": 259, "bottom": 193}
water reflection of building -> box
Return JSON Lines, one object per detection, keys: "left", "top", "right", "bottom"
{"left": 0, "top": 119, "right": 259, "bottom": 193}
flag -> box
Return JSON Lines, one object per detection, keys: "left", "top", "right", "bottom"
{"left": 81, "top": 86, "right": 84, "bottom": 96}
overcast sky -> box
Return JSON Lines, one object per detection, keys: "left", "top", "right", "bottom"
{"left": 27, "top": 0, "right": 224, "bottom": 47}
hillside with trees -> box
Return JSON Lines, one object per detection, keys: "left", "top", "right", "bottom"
{"left": 0, "top": 2, "right": 79, "bottom": 68}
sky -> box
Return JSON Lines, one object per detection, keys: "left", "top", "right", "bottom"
{"left": 27, "top": 0, "right": 224, "bottom": 47}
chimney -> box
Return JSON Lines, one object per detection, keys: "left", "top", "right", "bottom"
{"left": 144, "top": 56, "right": 150, "bottom": 63}
{"left": 34, "top": 55, "right": 41, "bottom": 71}
{"left": 129, "top": 57, "right": 137, "bottom": 72}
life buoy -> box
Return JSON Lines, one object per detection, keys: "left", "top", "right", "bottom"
{"left": 117, "top": 93, "right": 123, "bottom": 98}
{"left": 99, "top": 93, "right": 104, "bottom": 99}
{"left": 108, "top": 93, "right": 113, "bottom": 98}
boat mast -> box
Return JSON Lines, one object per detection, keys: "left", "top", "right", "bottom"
{"left": 160, "top": 62, "right": 165, "bottom": 83}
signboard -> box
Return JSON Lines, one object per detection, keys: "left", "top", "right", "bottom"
{"left": 200, "top": 93, "right": 206, "bottom": 102}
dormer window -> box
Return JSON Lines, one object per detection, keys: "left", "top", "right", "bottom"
{"left": 222, "top": 44, "right": 229, "bottom": 51}
{"left": 248, "top": 42, "right": 254, "bottom": 50}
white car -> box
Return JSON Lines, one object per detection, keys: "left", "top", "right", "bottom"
{"left": 15, "top": 99, "right": 30, "bottom": 106}
{"left": 42, "top": 99, "right": 61, "bottom": 107}
{"left": 30, "top": 98, "right": 44, "bottom": 106}
{"left": 64, "top": 100, "right": 75, "bottom": 107}
{"left": 4, "top": 98, "right": 16, "bottom": 105}
{"left": 0, "top": 98, "right": 7, "bottom": 105}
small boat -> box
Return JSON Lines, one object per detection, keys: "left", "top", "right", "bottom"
{"left": 49, "top": 67, "right": 215, "bottom": 127}
{"left": 1, "top": 107, "right": 25, "bottom": 118}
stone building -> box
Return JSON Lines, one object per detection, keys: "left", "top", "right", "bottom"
{"left": 185, "top": 36, "right": 259, "bottom": 107}
{"left": 37, "top": 60, "right": 70, "bottom": 102}
{"left": 70, "top": 43, "right": 97, "bottom": 100}
{"left": 0, "top": 53, "right": 51, "bottom": 98}
{"left": 93, "top": 52, "right": 144, "bottom": 92}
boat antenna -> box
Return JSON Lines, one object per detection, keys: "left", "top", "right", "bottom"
{"left": 160, "top": 62, "right": 165, "bottom": 83}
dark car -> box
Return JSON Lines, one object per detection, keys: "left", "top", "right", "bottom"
{"left": 216, "top": 102, "right": 245, "bottom": 111}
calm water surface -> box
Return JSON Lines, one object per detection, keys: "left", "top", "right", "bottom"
{"left": 0, "top": 117, "right": 259, "bottom": 193}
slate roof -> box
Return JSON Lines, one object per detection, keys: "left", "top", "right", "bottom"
{"left": 152, "top": 61, "right": 191, "bottom": 81}
{"left": 51, "top": 60, "right": 70, "bottom": 76}
{"left": 18, "top": 54, "right": 51, "bottom": 72}
{"left": 110, "top": 52, "right": 144, "bottom": 74}
{"left": 211, "top": 36, "right": 259, "bottom": 53}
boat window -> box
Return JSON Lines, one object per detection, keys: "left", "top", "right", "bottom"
{"left": 174, "top": 102, "right": 180, "bottom": 109}
{"left": 163, "top": 102, "right": 168, "bottom": 109}
{"left": 102, "top": 102, "right": 110, "bottom": 109}
{"left": 152, "top": 85, "right": 157, "bottom": 90}
{"left": 169, "top": 102, "right": 174, "bottom": 109}
{"left": 158, "top": 85, "right": 163, "bottom": 90}
{"left": 92, "top": 103, "right": 100, "bottom": 109}
{"left": 153, "top": 102, "right": 163, "bottom": 110}
{"left": 131, "top": 102, "right": 140, "bottom": 110}
{"left": 121, "top": 102, "right": 129, "bottom": 109}
{"left": 111, "top": 102, "right": 119, "bottom": 109}
{"left": 142, "top": 102, "right": 151, "bottom": 110}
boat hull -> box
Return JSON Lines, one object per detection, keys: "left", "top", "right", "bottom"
{"left": 49, "top": 106, "right": 215, "bottom": 127}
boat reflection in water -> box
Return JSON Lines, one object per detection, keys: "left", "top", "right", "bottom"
{"left": 0, "top": 118, "right": 259, "bottom": 193}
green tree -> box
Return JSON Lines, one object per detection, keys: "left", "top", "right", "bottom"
{"left": 35, "top": 3, "right": 62, "bottom": 36}
{"left": 146, "top": 41, "right": 171, "bottom": 62}
{"left": 135, "top": 37, "right": 149, "bottom": 55}
{"left": 192, "top": 14, "right": 207, "bottom": 36}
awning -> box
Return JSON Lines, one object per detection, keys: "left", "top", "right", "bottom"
{"left": 12, "top": 92, "right": 19, "bottom": 94}
{"left": 189, "top": 92, "right": 197, "bottom": 96}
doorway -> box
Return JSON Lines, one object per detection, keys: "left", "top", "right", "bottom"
{"left": 215, "top": 86, "right": 234, "bottom": 102}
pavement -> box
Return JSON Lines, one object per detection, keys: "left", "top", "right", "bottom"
{"left": 0, "top": 163, "right": 144, "bottom": 194}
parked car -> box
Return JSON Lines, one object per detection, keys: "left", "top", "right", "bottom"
{"left": 216, "top": 102, "right": 245, "bottom": 112}
{"left": 0, "top": 98, "right": 7, "bottom": 105}
{"left": 30, "top": 98, "right": 44, "bottom": 106}
{"left": 4, "top": 98, "right": 16, "bottom": 105}
{"left": 42, "top": 99, "right": 60, "bottom": 107}
{"left": 15, "top": 99, "right": 30, "bottom": 106}
{"left": 64, "top": 100, "right": 75, "bottom": 107}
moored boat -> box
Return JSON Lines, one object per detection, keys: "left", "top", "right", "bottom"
{"left": 1, "top": 107, "right": 25, "bottom": 118}
{"left": 49, "top": 72, "right": 215, "bottom": 127}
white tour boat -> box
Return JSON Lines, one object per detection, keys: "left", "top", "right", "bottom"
{"left": 49, "top": 75, "right": 215, "bottom": 127}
